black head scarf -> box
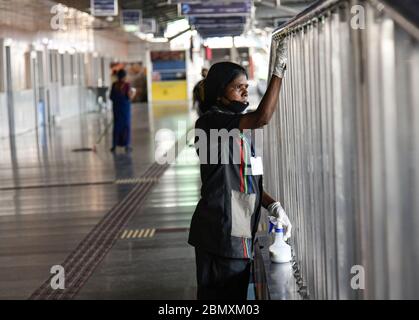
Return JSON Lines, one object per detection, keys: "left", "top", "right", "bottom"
{"left": 202, "top": 62, "right": 248, "bottom": 114}
{"left": 117, "top": 69, "right": 127, "bottom": 81}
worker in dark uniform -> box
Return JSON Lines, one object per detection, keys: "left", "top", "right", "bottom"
{"left": 188, "top": 37, "right": 292, "bottom": 300}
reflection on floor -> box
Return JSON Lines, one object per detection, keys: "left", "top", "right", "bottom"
{"left": 0, "top": 102, "right": 198, "bottom": 299}
{"left": 76, "top": 145, "right": 200, "bottom": 299}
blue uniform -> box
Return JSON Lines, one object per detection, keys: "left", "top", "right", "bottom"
{"left": 110, "top": 81, "right": 131, "bottom": 148}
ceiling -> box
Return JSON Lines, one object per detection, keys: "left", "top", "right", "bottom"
{"left": 0, "top": 0, "right": 140, "bottom": 42}
{"left": 57, "top": 0, "right": 180, "bottom": 36}
{"left": 0, "top": 0, "right": 315, "bottom": 39}
{"left": 55, "top": 0, "right": 315, "bottom": 37}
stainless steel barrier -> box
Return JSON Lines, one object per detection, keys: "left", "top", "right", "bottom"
{"left": 264, "top": 0, "right": 419, "bottom": 299}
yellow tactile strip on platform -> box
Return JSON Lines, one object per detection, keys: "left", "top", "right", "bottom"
{"left": 119, "top": 227, "right": 190, "bottom": 240}
{"left": 120, "top": 228, "right": 156, "bottom": 239}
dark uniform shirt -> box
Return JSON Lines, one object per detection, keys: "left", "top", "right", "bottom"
{"left": 188, "top": 105, "right": 263, "bottom": 259}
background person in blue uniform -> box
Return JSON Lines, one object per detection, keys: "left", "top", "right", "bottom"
{"left": 188, "top": 37, "right": 292, "bottom": 300}
{"left": 110, "top": 69, "right": 135, "bottom": 153}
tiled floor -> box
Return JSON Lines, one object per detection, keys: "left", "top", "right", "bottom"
{"left": 76, "top": 146, "right": 200, "bottom": 300}
{"left": 0, "top": 102, "right": 198, "bottom": 299}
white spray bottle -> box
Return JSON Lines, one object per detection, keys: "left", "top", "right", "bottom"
{"left": 268, "top": 216, "right": 292, "bottom": 263}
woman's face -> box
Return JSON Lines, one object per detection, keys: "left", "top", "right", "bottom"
{"left": 221, "top": 74, "right": 249, "bottom": 105}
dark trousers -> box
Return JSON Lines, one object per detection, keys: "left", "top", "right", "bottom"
{"left": 195, "top": 248, "right": 251, "bottom": 300}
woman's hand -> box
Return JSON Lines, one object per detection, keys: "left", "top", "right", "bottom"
{"left": 129, "top": 87, "right": 136, "bottom": 100}
{"left": 267, "top": 201, "right": 292, "bottom": 241}
{"left": 272, "top": 37, "right": 288, "bottom": 79}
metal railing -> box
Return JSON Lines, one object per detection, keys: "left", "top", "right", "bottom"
{"left": 263, "top": 0, "right": 419, "bottom": 299}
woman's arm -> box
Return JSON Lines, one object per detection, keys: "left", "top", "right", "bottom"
{"left": 262, "top": 191, "right": 277, "bottom": 210}
{"left": 239, "top": 75, "right": 282, "bottom": 130}
{"left": 109, "top": 83, "right": 115, "bottom": 102}
{"left": 125, "top": 83, "right": 135, "bottom": 100}
{"left": 239, "top": 37, "right": 288, "bottom": 130}
{"left": 128, "top": 88, "right": 135, "bottom": 100}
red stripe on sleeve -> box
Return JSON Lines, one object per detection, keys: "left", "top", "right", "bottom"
{"left": 239, "top": 139, "right": 244, "bottom": 192}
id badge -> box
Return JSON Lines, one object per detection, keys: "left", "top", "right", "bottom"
{"left": 250, "top": 156, "right": 264, "bottom": 175}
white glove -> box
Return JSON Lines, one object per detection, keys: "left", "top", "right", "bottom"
{"left": 272, "top": 37, "right": 288, "bottom": 79}
{"left": 267, "top": 201, "right": 292, "bottom": 241}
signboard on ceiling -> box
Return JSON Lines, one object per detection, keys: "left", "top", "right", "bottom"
{"left": 122, "top": 10, "right": 142, "bottom": 32}
{"left": 198, "top": 28, "right": 245, "bottom": 38}
{"left": 189, "top": 16, "right": 246, "bottom": 27}
{"left": 141, "top": 18, "right": 157, "bottom": 33}
{"left": 181, "top": 1, "right": 251, "bottom": 16}
{"left": 90, "top": 0, "right": 118, "bottom": 16}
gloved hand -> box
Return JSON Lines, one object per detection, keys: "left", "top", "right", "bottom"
{"left": 272, "top": 37, "right": 288, "bottom": 79}
{"left": 267, "top": 201, "right": 292, "bottom": 241}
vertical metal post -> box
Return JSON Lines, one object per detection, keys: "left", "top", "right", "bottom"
{"left": 5, "top": 44, "right": 15, "bottom": 138}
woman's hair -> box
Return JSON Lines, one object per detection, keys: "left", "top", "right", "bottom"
{"left": 113, "top": 69, "right": 129, "bottom": 94}
{"left": 202, "top": 62, "right": 248, "bottom": 113}
{"left": 117, "top": 69, "right": 127, "bottom": 81}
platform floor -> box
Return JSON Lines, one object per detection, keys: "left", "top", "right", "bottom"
{"left": 0, "top": 102, "right": 198, "bottom": 299}
{"left": 76, "top": 144, "right": 200, "bottom": 300}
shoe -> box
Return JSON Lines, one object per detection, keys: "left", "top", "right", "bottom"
{"left": 125, "top": 146, "right": 133, "bottom": 153}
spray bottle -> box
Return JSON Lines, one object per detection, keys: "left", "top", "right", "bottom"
{"left": 268, "top": 216, "right": 292, "bottom": 263}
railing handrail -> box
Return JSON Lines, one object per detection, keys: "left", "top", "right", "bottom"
{"left": 272, "top": 0, "right": 419, "bottom": 40}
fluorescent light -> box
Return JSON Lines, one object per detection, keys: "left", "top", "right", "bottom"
{"left": 165, "top": 18, "right": 189, "bottom": 38}
{"left": 4, "top": 38, "right": 13, "bottom": 46}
